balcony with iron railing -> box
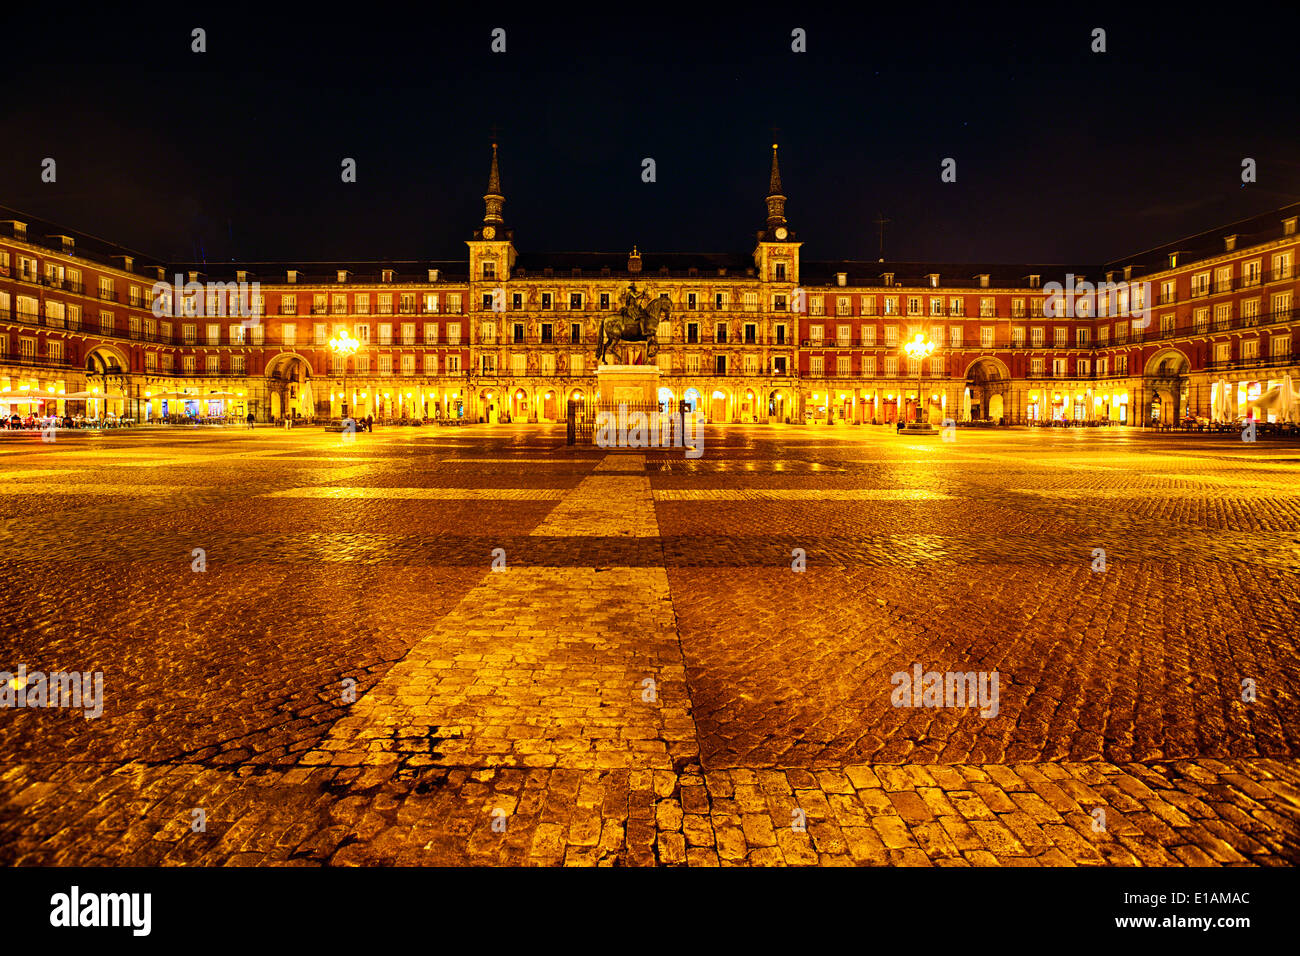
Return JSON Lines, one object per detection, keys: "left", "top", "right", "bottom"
{"left": 1205, "top": 349, "right": 1300, "bottom": 372}
{"left": 0, "top": 351, "right": 75, "bottom": 369}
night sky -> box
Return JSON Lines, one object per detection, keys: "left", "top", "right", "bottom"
{"left": 3, "top": 4, "right": 1298, "bottom": 269}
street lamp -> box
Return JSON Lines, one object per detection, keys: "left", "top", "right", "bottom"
{"left": 903, "top": 332, "right": 935, "bottom": 425}
{"left": 329, "top": 329, "right": 359, "bottom": 418}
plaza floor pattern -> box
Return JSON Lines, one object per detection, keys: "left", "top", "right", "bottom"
{"left": 1, "top": 424, "right": 1298, "bottom": 866}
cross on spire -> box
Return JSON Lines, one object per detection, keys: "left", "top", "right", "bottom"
{"left": 875, "top": 211, "right": 892, "bottom": 262}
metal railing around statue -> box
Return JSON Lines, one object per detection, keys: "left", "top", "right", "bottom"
{"left": 567, "top": 397, "right": 684, "bottom": 445}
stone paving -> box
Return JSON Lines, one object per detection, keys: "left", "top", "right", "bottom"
{"left": 0, "top": 423, "right": 1298, "bottom": 865}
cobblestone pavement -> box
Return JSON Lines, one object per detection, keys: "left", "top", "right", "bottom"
{"left": 1, "top": 424, "right": 1297, "bottom": 865}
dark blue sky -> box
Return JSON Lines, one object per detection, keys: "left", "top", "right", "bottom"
{"left": 3, "top": 3, "right": 1297, "bottom": 268}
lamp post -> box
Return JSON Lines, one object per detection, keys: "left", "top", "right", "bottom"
{"left": 903, "top": 332, "right": 935, "bottom": 425}
{"left": 329, "top": 329, "right": 359, "bottom": 418}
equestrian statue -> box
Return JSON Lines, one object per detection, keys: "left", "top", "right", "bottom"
{"left": 596, "top": 283, "right": 670, "bottom": 365}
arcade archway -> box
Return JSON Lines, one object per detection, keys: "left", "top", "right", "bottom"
{"left": 965, "top": 357, "right": 1011, "bottom": 422}
{"left": 265, "top": 352, "right": 314, "bottom": 421}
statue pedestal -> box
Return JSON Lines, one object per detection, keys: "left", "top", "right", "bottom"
{"left": 596, "top": 364, "right": 661, "bottom": 406}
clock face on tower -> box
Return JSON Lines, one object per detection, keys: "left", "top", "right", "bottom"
{"left": 774, "top": 226, "right": 788, "bottom": 240}
{"left": 483, "top": 226, "right": 496, "bottom": 240}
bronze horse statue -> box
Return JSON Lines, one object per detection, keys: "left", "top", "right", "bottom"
{"left": 597, "top": 287, "right": 670, "bottom": 365}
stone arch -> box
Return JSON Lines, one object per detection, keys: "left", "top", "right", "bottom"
{"left": 84, "top": 343, "right": 130, "bottom": 374}
{"left": 509, "top": 385, "right": 529, "bottom": 422}
{"left": 962, "top": 355, "right": 1012, "bottom": 381}
{"left": 767, "top": 388, "right": 791, "bottom": 422}
{"left": 264, "top": 351, "right": 314, "bottom": 381}
{"left": 264, "top": 352, "right": 314, "bottom": 421}
{"left": 1144, "top": 347, "right": 1191, "bottom": 377}
{"left": 708, "top": 387, "right": 730, "bottom": 423}
{"left": 964, "top": 356, "right": 1012, "bottom": 421}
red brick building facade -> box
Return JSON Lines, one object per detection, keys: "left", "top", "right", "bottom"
{"left": 1, "top": 145, "right": 1296, "bottom": 426}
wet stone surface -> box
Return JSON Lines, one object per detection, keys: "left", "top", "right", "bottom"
{"left": 0, "top": 423, "right": 1297, "bottom": 865}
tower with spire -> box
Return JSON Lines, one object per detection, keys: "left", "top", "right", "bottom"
{"left": 477, "top": 141, "right": 507, "bottom": 240}
{"left": 764, "top": 143, "right": 788, "bottom": 238}
{"left": 468, "top": 140, "right": 517, "bottom": 309}
{"left": 754, "top": 142, "right": 801, "bottom": 288}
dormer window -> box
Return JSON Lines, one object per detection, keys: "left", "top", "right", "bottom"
{"left": 882, "top": 272, "right": 894, "bottom": 286}
{"left": 928, "top": 274, "right": 939, "bottom": 288}
{"left": 1169, "top": 253, "right": 1178, "bottom": 268}
{"left": 1284, "top": 217, "right": 1297, "bottom": 237}
{"left": 1028, "top": 274, "right": 1041, "bottom": 288}
{"left": 836, "top": 272, "right": 847, "bottom": 287}
{"left": 382, "top": 269, "right": 394, "bottom": 283}
{"left": 978, "top": 274, "right": 990, "bottom": 288}
{"left": 337, "top": 270, "right": 349, "bottom": 283}
{"left": 428, "top": 269, "right": 440, "bottom": 282}
{"left": 287, "top": 270, "right": 299, "bottom": 284}
{"left": 1224, "top": 235, "right": 1238, "bottom": 252}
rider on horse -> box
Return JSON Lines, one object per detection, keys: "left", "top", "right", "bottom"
{"left": 620, "top": 283, "right": 651, "bottom": 333}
